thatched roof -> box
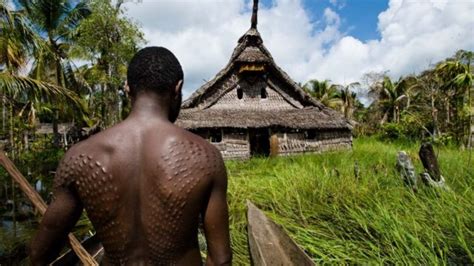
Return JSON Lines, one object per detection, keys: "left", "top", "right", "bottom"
{"left": 177, "top": 0, "right": 351, "bottom": 131}
{"left": 177, "top": 107, "right": 351, "bottom": 130}
{"left": 181, "top": 27, "right": 322, "bottom": 110}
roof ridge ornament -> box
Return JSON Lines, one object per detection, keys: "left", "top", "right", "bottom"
{"left": 251, "top": 0, "right": 258, "bottom": 29}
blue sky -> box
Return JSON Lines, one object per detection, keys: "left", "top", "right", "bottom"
{"left": 320, "top": 0, "right": 389, "bottom": 41}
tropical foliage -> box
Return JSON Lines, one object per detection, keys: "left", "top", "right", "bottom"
{"left": 303, "top": 80, "right": 361, "bottom": 121}
{"left": 364, "top": 51, "right": 473, "bottom": 145}
{"left": 305, "top": 50, "right": 473, "bottom": 145}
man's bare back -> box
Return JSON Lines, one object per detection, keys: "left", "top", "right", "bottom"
{"left": 30, "top": 47, "right": 231, "bottom": 265}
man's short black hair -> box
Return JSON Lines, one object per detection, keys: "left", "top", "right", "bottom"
{"left": 127, "top": 47, "right": 183, "bottom": 96}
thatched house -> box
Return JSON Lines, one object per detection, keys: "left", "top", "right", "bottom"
{"left": 176, "top": 0, "right": 352, "bottom": 159}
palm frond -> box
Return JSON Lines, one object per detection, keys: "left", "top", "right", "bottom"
{"left": 60, "top": 0, "right": 90, "bottom": 29}
{"left": 0, "top": 72, "right": 85, "bottom": 111}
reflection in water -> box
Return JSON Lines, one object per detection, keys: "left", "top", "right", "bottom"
{"left": 1, "top": 218, "right": 37, "bottom": 265}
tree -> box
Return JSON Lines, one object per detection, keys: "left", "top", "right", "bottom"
{"left": 1, "top": 1, "right": 86, "bottom": 151}
{"left": 369, "top": 76, "right": 412, "bottom": 124}
{"left": 407, "top": 70, "right": 443, "bottom": 137}
{"left": 0, "top": 1, "right": 85, "bottom": 125}
{"left": 303, "top": 79, "right": 341, "bottom": 109}
{"left": 19, "top": 0, "right": 91, "bottom": 89}
{"left": 13, "top": 0, "right": 92, "bottom": 144}
{"left": 71, "top": 0, "right": 144, "bottom": 127}
{"left": 436, "top": 50, "right": 473, "bottom": 145}
{"left": 359, "top": 50, "right": 473, "bottom": 143}
{"left": 333, "top": 82, "right": 359, "bottom": 120}
{"left": 0, "top": 1, "right": 39, "bottom": 73}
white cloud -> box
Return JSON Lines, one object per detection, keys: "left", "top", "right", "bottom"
{"left": 329, "top": 0, "right": 346, "bottom": 10}
{"left": 309, "top": 0, "right": 474, "bottom": 85}
{"left": 124, "top": 0, "right": 249, "bottom": 96}
{"left": 123, "top": 0, "right": 474, "bottom": 98}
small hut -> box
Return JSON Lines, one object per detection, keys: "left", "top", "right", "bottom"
{"left": 176, "top": 0, "right": 352, "bottom": 159}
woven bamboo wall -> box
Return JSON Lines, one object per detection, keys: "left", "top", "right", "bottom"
{"left": 207, "top": 129, "right": 352, "bottom": 160}
{"left": 213, "top": 132, "right": 251, "bottom": 160}
{"left": 275, "top": 131, "right": 352, "bottom": 156}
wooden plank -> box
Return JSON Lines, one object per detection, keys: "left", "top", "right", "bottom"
{"left": 0, "top": 151, "right": 98, "bottom": 266}
{"left": 247, "top": 201, "right": 315, "bottom": 266}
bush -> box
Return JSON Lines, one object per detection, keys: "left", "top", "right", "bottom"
{"left": 379, "top": 122, "right": 404, "bottom": 140}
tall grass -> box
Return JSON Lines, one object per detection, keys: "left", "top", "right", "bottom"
{"left": 226, "top": 137, "right": 473, "bottom": 265}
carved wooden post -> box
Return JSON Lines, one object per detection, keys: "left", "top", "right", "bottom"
{"left": 0, "top": 151, "right": 98, "bottom": 265}
{"left": 418, "top": 142, "right": 449, "bottom": 190}
{"left": 270, "top": 134, "right": 279, "bottom": 157}
{"left": 419, "top": 142, "right": 441, "bottom": 182}
{"left": 396, "top": 151, "right": 417, "bottom": 191}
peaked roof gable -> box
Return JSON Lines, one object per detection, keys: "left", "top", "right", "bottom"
{"left": 182, "top": 2, "right": 326, "bottom": 110}
{"left": 182, "top": 27, "right": 324, "bottom": 110}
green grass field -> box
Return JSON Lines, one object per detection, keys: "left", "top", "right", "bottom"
{"left": 225, "top": 137, "right": 473, "bottom": 265}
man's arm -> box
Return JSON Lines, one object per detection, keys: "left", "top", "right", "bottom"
{"left": 202, "top": 153, "right": 232, "bottom": 266}
{"left": 30, "top": 158, "right": 83, "bottom": 265}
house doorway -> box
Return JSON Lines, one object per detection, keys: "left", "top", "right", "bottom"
{"left": 249, "top": 128, "right": 270, "bottom": 156}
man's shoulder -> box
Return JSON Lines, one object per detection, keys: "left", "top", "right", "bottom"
{"left": 66, "top": 122, "right": 127, "bottom": 156}
{"left": 53, "top": 128, "right": 118, "bottom": 189}
{"left": 163, "top": 127, "right": 227, "bottom": 187}
{"left": 61, "top": 135, "right": 106, "bottom": 162}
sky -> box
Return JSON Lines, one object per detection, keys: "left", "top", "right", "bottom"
{"left": 32, "top": 0, "right": 474, "bottom": 98}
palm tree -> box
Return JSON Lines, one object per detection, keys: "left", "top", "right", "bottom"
{"left": 303, "top": 79, "right": 342, "bottom": 109}
{"left": 406, "top": 70, "right": 443, "bottom": 137}
{"left": 1, "top": 1, "right": 84, "bottom": 121}
{"left": 436, "top": 50, "right": 473, "bottom": 146}
{"left": 1, "top": 1, "right": 86, "bottom": 149}
{"left": 15, "top": 0, "right": 91, "bottom": 143}
{"left": 333, "top": 82, "right": 359, "bottom": 120}
{"left": 370, "top": 76, "right": 411, "bottom": 124}
{"left": 19, "top": 0, "right": 90, "bottom": 90}
{"left": 0, "top": 1, "right": 37, "bottom": 73}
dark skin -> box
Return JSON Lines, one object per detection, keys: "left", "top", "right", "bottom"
{"left": 30, "top": 81, "right": 232, "bottom": 265}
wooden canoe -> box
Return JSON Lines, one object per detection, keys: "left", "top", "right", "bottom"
{"left": 247, "top": 201, "right": 315, "bottom": 266}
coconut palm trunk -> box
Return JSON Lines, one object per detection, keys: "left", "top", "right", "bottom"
{"left": 2, "top": 96, "right": 5, "bottom": 133}
{"left": 431, "top": 91, "right": 438, "bottom": 137}
{"left": 11, "top": 176, "right": 16, "bottom": 237}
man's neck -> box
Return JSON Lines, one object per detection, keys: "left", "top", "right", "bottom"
{"left": 129, "top": 92, "right": 171, "bottom": 122}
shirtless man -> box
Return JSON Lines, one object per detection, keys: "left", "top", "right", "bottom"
{"left": 30, "top": 47, "right": 232, "bottom": 265}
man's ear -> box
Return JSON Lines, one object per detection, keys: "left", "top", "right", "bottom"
{"left": 174, "top": 79, "right": 183, "bottom": 98}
